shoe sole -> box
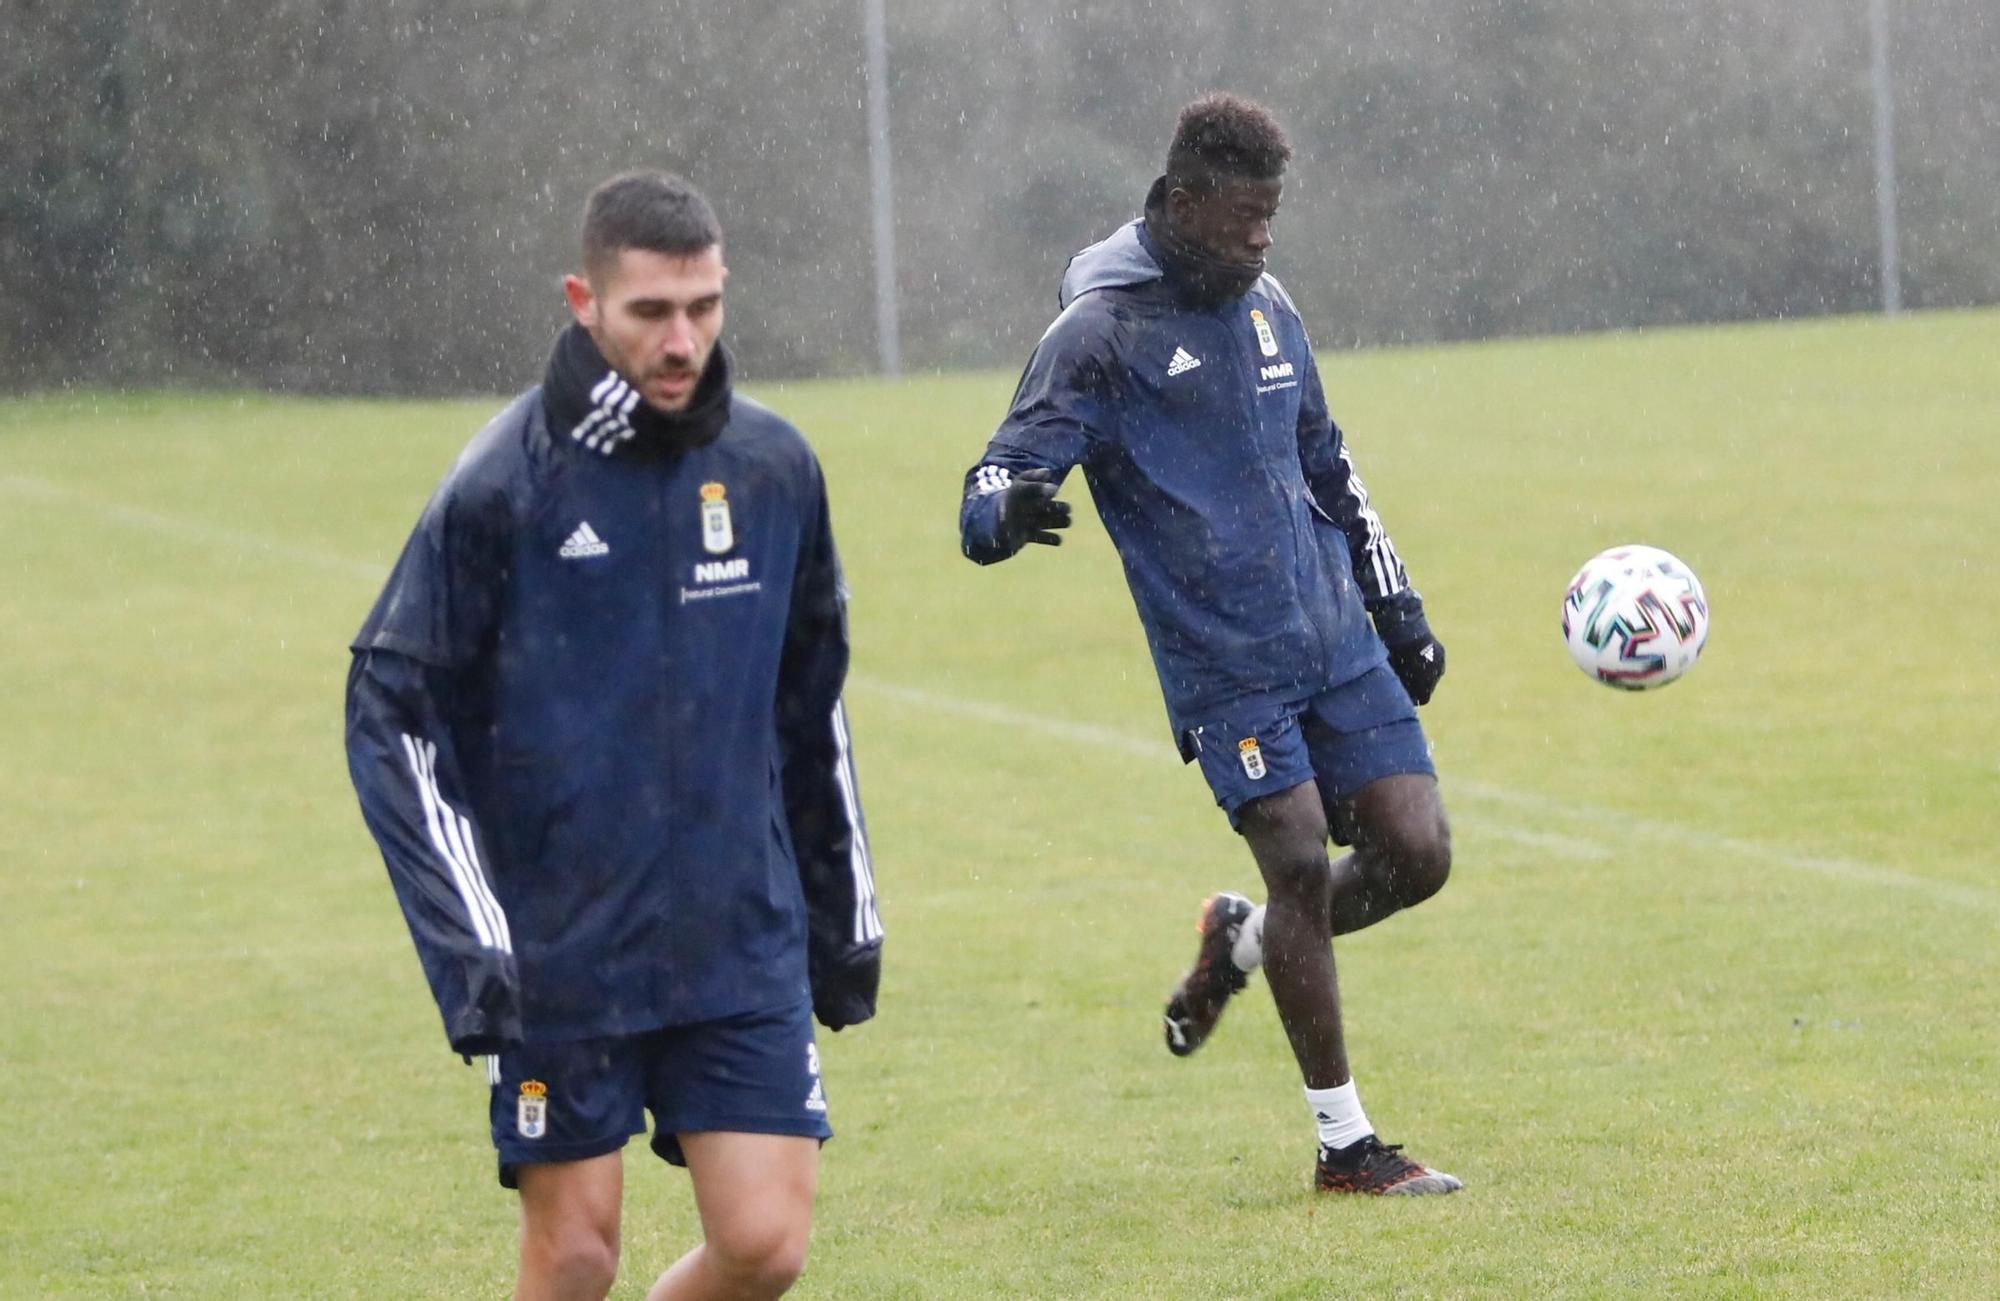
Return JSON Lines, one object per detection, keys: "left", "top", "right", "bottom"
{"left": 1382, "top": 1171, "right": 1464, "bottom": 1195}
{"left": 1162, "top": 893, "right": 1253, "bottom": 1057}
{"left": 1317, "top": 1170, "right": 1465, "bottom": 1196}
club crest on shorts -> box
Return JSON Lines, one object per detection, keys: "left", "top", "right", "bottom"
{"left": 1238, "top": 736, "right": 1267, "bottom": 780}
{"left": 1249, "top": 309, "right": 1280, "bottom": 358}
{"left": 699, "top": 481, "right": 734, "bottom": 555}
{"left": 517, "top": 1079, "right": 549, "bottom": 1140}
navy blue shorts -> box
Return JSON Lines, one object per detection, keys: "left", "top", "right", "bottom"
{"left": 1183, "top": 664, "right": 1435, "bottom": 841}
{"left": 485, "top": 999, "right": 830, "bottom": 1188}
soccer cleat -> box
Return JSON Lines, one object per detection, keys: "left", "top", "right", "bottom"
{"left": 1314, "top": 1134, "right": 1464, "bottom": 1196}
{"left": 1162, "top": 891, "right": 1255, "bottom": 1057}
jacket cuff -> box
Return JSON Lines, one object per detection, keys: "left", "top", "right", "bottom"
{"left": 446, "top": 1026, "right": 512, "bottom": 1057}
{"left": 959, "top": 492, "right": 1017, "bottom": 566}
{"left": 444, "top": 953, "right": 521, "bottom": 1055}
{"left": 445, "top": 1009, "right": 521, "bottom": 1057}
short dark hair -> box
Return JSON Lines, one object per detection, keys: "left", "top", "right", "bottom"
{"left": 1165, "top": 93, "right": 1292, "bottom": 193}
{"left": 581, "top": 171, "right": 721, "bottom": 279}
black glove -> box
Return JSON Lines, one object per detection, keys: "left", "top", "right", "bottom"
{"left": 995, "top": 468, "right": 1072, "bottom": 552}
{"left": 1385, "top": 630, "right": 1446, "bottom": 706}
{"left": 1371, "top": 594, "right": 1444, "bottom": 706}
{"left": 811, "top": 948, "right": 881, "bottom": 1032}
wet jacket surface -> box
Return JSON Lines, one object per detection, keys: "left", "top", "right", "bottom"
{"left": 347, "top": 383, "right": 881, "bottom": 1053}
{"left": 962, "top": 217, "right": 1420, "bottom": 737}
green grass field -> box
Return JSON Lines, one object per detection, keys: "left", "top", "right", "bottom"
{"left": 4, "top": 308, "right": 1996, "bottom": 1297}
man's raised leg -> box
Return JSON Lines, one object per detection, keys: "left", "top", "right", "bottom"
{"left": 1325, "top": 772, "right": 1452, "bottom": 936}
{"left": 515, "top": 1152, "right": 625, "bottom": 1301}
{"left": 646, "top": 1132, "right": 818, "bottom": 1301}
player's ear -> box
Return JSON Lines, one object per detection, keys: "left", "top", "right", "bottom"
{"left": 561, "top": 273, "right": 597, "bottom": 327}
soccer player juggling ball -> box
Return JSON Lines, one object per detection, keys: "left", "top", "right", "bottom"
{"left": 960, "top": 95, "right": 1459, "bottom": 1195}
{"left": 346, "top": 172, "right": 883, "bottom": 1300}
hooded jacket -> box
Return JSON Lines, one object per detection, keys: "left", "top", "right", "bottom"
{"left": 346, "top": 336, "right": 881, "bottom": 1054}
{"left": 960, "top": 213, "right": 1423, "bottom": 740}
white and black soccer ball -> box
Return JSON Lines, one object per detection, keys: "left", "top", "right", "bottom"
{"left": 1561, "top": 544, "right": 1710, "bottom": 690}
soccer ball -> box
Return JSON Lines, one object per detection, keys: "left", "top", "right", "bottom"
{"left": 1561, "top": 544, "right": 1709, "bottom": 690}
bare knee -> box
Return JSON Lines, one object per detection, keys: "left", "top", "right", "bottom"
{"left": 706, "top": 1216, "right": 809, "bottom": 1296}
{"left": 516, "top": 1155, "right": 624, "bottom": 1301}
{"left": 1350, "top": 776, "right": 1452, "bottom": 909}
{"left": 1404, "top": 820, "right": 1452, "bottom": 904}
{"left": 1264, "top": 845, "right": 1334, "bottom": 917}
{"left": 1373, "top": 814, "right": 1451, "bottom": 907}
{"left": 523, "top": 1221, "right": 619, "bottom": 1298}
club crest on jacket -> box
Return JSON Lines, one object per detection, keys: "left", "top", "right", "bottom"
{"left": 700, "top": 481, "right": 734, "bottom": 554}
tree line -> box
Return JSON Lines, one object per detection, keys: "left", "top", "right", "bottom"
{"left": 5, "top": 0, "right": 1995, "bottom": 394}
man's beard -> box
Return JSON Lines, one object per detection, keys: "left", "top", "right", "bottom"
{"left": 542, "top": 323, "right": 734, "bottom": 454}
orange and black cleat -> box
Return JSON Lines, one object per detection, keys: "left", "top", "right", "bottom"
{"left": 1314, "top": 1134, "right": 1464, "bottom": 1195}
{"left": 1162, "top": 891, "right": 1255, "bottom": 1057}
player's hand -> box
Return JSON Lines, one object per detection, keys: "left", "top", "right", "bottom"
{"left": 1386, "top": 632, "right": 1446, "bottom": 706}
{"left": 996, "top": 468, "right": 1072, "bottom": 550}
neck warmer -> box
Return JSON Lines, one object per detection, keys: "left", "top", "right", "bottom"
{"left": 540, "top": 322, "right": 734, "bottom": 456}
{"left": 1140, "top": 175, "right": 1267, "bottom": 306}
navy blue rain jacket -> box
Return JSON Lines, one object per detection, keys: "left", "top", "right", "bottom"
{"left": 961, "top": 219, "right": 1422, "bottom": 737}
{"left": 346, "top": 389, "right": 881, "bottom": 1054}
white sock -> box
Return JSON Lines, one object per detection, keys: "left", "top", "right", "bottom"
{"left": 1305, "top": 1080, "right": 1372, "bottom": 1151}
{"left": 1230, "top": 904, "right": 1266, "bottom": 971}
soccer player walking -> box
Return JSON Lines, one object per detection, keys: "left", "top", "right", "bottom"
{"left": 347, "top": 172, "right": 882, "bottom": 1298}
{"left": 961, "top": 96, "right": 1459, "bottom": 1195}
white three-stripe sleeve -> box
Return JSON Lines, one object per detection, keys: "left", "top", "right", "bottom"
{"left": 400, "top": 732, "right": 513, "bottom": 953}
{"left": 829, "top": 699, "right": 882, "bottom": 943}
{"left": 1336, "top": 445, "right": 1409, "bottom": 600}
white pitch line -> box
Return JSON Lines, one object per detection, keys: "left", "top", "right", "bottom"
{"left": 849, "top": 675, "right": 1998, "bottom": 913}
{"left": 1450, "top": 818, "right": 1615, "bottom": 864}
{"left": 1450, "top": 778, "right": 2000, "bottom": 910}
{"left": 858, "top": 678, "right": 1619, "bottom": 863}
{"left": 856, "top": 677, "right": 1162, "bottom": 759}
{"left": 0, "top": 473, "right": 388, "bottom": 582}
{"left": 8, "top": 470, "right": 1991, "bottom": 912}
